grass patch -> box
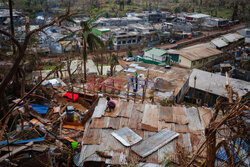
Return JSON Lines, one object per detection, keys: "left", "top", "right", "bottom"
{"left": 42, "top": 65, "right": 64, "bottom": 70}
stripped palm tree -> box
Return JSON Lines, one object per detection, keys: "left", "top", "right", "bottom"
{"left": 59, "top": 10, "right": 104, "bottom": 82}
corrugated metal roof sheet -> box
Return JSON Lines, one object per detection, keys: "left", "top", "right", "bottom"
{"left": 172, "top": 107, "right": 189, "bottom": 125}
{"left": 111, "top": 127, "right": 142, "bottom": 146}
{"left": 92, "top": 98, "right": 107, "bottom": 118}
{"left": 222, "top": 33, "right": 243, "bottom": 43}
{"left": 141, "top": 104, "right": 159, "bottom": 132}
{"left": 187, "top": 108, "right": 203, "bottom": 134}
{"left": 131, "top": 129, "right": 179, "bottom": 158}
{"left": 172, "top": 46, "right": 222, "bottom": 61}
{"left": 198, "top": 107, "right": 213, "bottom": 128}
{"left": 189, "top": 69, "right": 250, "bottom": 98}
{"left": 211, "top": 38, "right": 228, "bottom": 48}
{"left": 80, "top": 99, "right": 213, "bottom": 165}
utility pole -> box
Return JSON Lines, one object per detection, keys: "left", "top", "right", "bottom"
{"left": 142, "top": 70, "right": 149, "bottom": 103}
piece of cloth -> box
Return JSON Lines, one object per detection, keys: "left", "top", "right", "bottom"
{"left": 63, "top": 92, "right": 79, "bottom": 102}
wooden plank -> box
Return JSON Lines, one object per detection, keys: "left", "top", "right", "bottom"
{"left": 141, "top": 104, "right": 159, "bottom": 132}
{"left": 0, "top": 144, "right": 48, "bottom": 152}
{"left": 0, "top": 142, "right": 34, "bottom": 162}
{"left": 83, "top": 129, "right": 101, "bottom": 145}
{"left": 62, "top": 124, "right": 84, "bottom": 131}
{"left": 172, "top": 107, "right": 189, "bottom": 125}
{"left": 159, "top": 106, "right": 173, "bottom": 122}
{"left": 129, "top": 104, "right": 144, "bottom": 129}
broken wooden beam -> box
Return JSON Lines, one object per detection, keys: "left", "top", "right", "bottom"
{"left": 0, "top": 141, "right": 34, "bottom": 162}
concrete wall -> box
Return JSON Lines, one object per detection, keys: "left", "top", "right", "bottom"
{"left": 179, "top": 56, "right": 192, "bottom": 68}
{"left": 179, "top": 54, "right": 221, "bottom": 69}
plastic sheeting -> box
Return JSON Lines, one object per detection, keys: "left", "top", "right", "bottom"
{"left": 30, "top": 104, "right": 49, "bottom": 114}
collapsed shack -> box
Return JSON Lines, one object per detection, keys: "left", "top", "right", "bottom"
{"left": 0, "top": 78, "right": 99, "bottom": 166}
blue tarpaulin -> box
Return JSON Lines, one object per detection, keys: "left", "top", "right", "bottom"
{"left": 30, "top": 104, "right": 49, "bottom": 114}
{"left": 0, "top": 137, "right": 45, "bottom": 146}
{"left": 216, "top": 138, "right": 249, "bottom": 162}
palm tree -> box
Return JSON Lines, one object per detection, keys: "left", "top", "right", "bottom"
{"left": 60, "top": 12, "right": 104, "bottom": 82}
{"left": 110, "top": 53, "right": 119, "bottom": 76}
{"left": 106, "top": 37, "right": 116, "bottom": 76}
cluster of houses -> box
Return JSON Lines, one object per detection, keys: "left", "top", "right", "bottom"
{"left": 138, "top": 32, "right": 246, "bottom": 69}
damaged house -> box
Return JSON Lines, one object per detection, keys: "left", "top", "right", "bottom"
{"left": 184, "top": 69, "right": 250, "bottom": 106}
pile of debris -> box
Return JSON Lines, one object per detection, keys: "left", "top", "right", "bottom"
{"left": 0, "top": 78, "right": 98, "bottom": 166}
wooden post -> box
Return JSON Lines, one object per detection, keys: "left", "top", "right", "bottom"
{"left": 0, "top": 142, "right": 34, "bottom": 162}
{"left": 142, "top": 70, "right": 149, "bottom": 104}
{"left": 127, "top": 86, "right": 130, "bottom": 102}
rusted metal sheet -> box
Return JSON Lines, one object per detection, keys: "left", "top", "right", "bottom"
{"left": 119, "top": 117, "right": 130, "bottom": 128}
{"left": 190, "top": 133, "right": 203, "bottom": 153}
{"left": 90, "top": 117, "right": 105, "bottom": 129}
{"left": 132, "top": 129, "right": 179, "bottom": 158}
{"left": 146, "top": 150, "right": 158, "bottom": 164}
{"left": 174, "top": 124, "right": 189, "bottom": 133}
{"left": 116, "top": 101, "right": 134, "bottom": 118}
{"left": 138, "top": 163, "right": 161, "bottom": 167}
{"left": 109, "top": 150, "right": 128, "bottom": 165}
{"left": 158, "top": 140, "right": 176, "bottom": 163}
{"left": 83, "top": 129, "right": 102, "bottom": 145}
{"left": 133, "top": 129, "right": 144, "bottom": 140}
{"left": 100, "top": 129, "right": 125, "bottom": 151}
{"left": 158, "top": 121, "right": 175, "bottom": 131}
{"left": 187, "top": 108, "right": 203, "bottom": 134}
{"left": 172, "top": 107, "right": 189, "bottom": 125}
{"left": 198, "top": 107, "right": 212, "bottom": 128}
{"left": 159, "top": 106, "right": 173, "bottom": 122}
{"left": 129, "top": 104, "right": 144, "bottom": 129}
{"left": 92, "top": 98, "right": 107, "bottom": 118}
{"left": 141, "top": 104, "right": 159, "bottom": 132}
{"left": 80, "top": 145, "right": 104, "bottom": 163}
{"left": 177, "top": 133, "right": 192, "bottom": 153}
{"left": 105, "top": 117, "right": 120, "bottom": 130}
{"left": 111, "top": 127, "right": 142, "bottom": 147}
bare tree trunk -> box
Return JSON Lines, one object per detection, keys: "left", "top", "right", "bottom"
{"left": 8, "top": 0, "right": 15, "bottom": 55}
{"left": 205, "top": 127, "right": 216, "bottom": 167}
{"left": 110, "top": 52, "right": 113, "bottom": 76}
{"left": 100, "top": 52, "right": 103, "bottom": 75}
{"left": 83, "top": 39, "right": 87, "bottom": 82}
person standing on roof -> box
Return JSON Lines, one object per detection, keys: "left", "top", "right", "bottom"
{"left": 106, "top": 97, "right": 116, "bottom": 112}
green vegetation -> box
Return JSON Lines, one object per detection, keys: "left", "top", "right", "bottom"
{"left": 9, "top": 0, "right": 249, "bottom": 21}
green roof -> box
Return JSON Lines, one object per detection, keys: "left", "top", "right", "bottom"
{"left": 92, "top": 28, "right": 110, "bottom": 36}
{"left": 145, "top": 48, "right": 168, "bottom": 57}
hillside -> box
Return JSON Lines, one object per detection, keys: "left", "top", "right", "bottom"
{"left": 10, "top": 0, "right": 250, "bottom": 21}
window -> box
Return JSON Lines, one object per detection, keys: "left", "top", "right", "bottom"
{"left": 117, "top": 41, "right": 121, "bottom": 45}
{"left": 132, "top": 40, "right": 136, "bottom": 43}
{"left": 127, "top": 40, "right": 131, "bottom": 44}
{"left": 122, "top": 41, "right": 126, "bottom": 45}
{"left": 192, "top": 61, "right": 196, "bottom": 66}
{"left": 199, "top": 59, "right": 202, "bottom": 64}
{"left": 204, "top": 58, "right": 208, "bottom": 62}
